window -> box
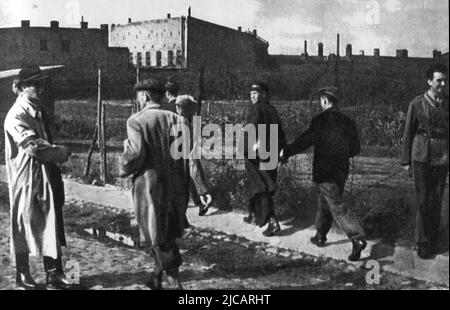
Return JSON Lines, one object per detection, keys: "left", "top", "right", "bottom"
{"left": 137, "top": 52, "right": 142, "bottom": 67}
{"left": 156, "top": 51, "right": 162, "bottom": 67}
{"left": 62, "top": 40, "right": 70, "bottom": 52}
{"left": 40, "top": 39, "right": 47, "bottom": 51}
{"left": 145, "top": 52, "right": 151, "bottom": 67}
{"left": 176, "top": 50, "right": 182, "bottom": 67}
{"left": 167, "top": 51, "right": 174, "bottom": 67}
{"left": 170, "top": 32, "right": 173, "bottom": 36}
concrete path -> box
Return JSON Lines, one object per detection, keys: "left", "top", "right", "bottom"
{"left": 0, "top": 165, "right": 448, "bottom": 287}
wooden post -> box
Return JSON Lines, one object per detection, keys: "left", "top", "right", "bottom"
{"left": 197, "top": 67, "right": 204, "bottom": 115}
{"left": 84, "top": 126, "right": 98, "bottom": 177}
{"left": 135, "top": 67, "right": 140, "bottom": 113}
{"left": 97, "top": 69, "right": 107, "bottom": 184}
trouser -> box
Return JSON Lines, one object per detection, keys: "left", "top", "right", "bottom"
{"left": 248, "top": 192, "right": 276, "bottom": 228}
{"left": 413, "top": 162, "right": 448, "bottom": 248}
{"left": 189, "top": 181, "right": 201, "bottom": 206}
{"left": 149, "top": 242, "right": 182, "bottom": 277}
{"left": 15, "top": 253, "right": 64, "bottom": 274}
{"left": 315, "top": 182, "right": 365, "bottom": 241}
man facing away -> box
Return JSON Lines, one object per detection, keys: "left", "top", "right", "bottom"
{"left": 4, "top": 65, "right": 76, "bottom": 289}
{"left": 119, "top": 78, "right": 190, "bottom": 290}
{"left": 174, "top": 94, "right": 213, "bottom": 216}
{"left": 243, "top": 82, "right": 287, "bottom": 237}
{"left": 280, "top": 86, "right": 367, "bottom": 261}
{"left": 401, "top": 63, "right": 449, "bottom": 259}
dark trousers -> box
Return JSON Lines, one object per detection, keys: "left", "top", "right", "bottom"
{"left": 16, "top": 254, "right": 64, "bottom": 274}
{"left": 413, "top": 162, "right": 448, "bottom": 248}
{"left": 315, "top": 182, "right": 365, "bottom": 241}
{"left": 149, "top": 243, "right": 182, "bottom": 277}
{"left": 248, "top": 193, "right": 276, "bottom": 227}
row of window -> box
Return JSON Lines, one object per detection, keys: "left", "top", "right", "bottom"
{"left": 39, "top": 39, "right": 70, "bottom": 52}
{"left": 130, "top": 50, "right": 182, "bottom": 67}
{"left": 117, "top": 29, "right": 181, "bottom": 41}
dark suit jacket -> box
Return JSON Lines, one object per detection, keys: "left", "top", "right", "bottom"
{"left": 284, "top": 108, "right": 360, "bottom": 184}
{"left": 401, "top": 92, "right": 449, "bottom": 167}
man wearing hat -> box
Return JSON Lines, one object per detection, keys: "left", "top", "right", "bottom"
{"left": 4, "top": 65, "right": 75, "bottom": 289}
{"left": 243, "top": 82, "right": 286, "bottom": 237}
{"left": 119, "top": 78, "right": 191, "bottom": 289}
{"left": 165, "top": 80, "right": 179, "bottom": 112}
{"left": 280, "top": 86, "right": 367, "bottom": 261}
{"left": 175, "top": 95, "right": 213, "bottom": 216}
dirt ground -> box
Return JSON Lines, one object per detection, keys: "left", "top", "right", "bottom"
{"left": 0, "top": 183, "right": 444, "bottom": 290}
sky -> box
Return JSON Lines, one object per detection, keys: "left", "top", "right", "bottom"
{"left": 0, "top": 0, "right": 448, "bottom": 57}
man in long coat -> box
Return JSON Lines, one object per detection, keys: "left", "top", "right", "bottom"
{"left": 280, "top": 86, "right": 367, "bottom": 261}
{"left": 4, "top": 66, "right": 74, "bottom": 289}
{"left": 244, "top": 82, "right": 286, "bottom": 237}
{"left": 119, "top": 79, "right": 190, "bottom": 290}
{"left": 401, "top": 63, "right": 449, "bottom": 259}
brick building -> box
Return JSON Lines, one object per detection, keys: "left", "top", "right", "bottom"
{"left": 110, "top": 13, "right": 270, "bottom": 71}
{"left": 0, "top": 18, "right": 129, "bottom": 79}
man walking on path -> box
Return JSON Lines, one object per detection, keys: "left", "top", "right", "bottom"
{"left": 244, "top": 82, "right": 287, "bottom": 237}
{"left": 4, "top": 65, "right": 75, "bottom": 289}
{"left": 119, "top": 78, "right": 191, "bottom": 289}
{"left": 280, "top": 86, "right": 367, "bottom": 261}
{"left": 401, "top": 63, "right": 449, "bottom": 259}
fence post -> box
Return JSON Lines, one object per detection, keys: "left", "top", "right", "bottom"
{"left": 197, "top": 67, "right": 204, "bottom": 115}
{"left": 97, "top": 69, "right": 107, "bottom": 184}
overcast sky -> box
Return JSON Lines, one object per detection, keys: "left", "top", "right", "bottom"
{"left": 0, "top": 0, "right": 448, "bottom": 57}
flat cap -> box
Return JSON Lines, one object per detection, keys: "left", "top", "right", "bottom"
{"left": 133, "top": 78, "right": 165, "bottom": 93}
{"left": 318, "top": 86, "right": 339, "bottom": 100}
{"left": 250, "top": 82, "right": 269, "bottom": 93}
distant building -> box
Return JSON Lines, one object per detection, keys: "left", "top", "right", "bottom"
{"left": 0, "top": 18, "right": 129, "bottom": 78}
{"left": 110, "top": 13, "right": 270, "bottom": 70}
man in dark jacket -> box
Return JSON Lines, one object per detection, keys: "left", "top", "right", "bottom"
{"left": 280, "top": 86, "right": 366, "bottom": 261}
{"left": 244, "top": 82, "right": 287, "bottom": 237}
{"left": 401, "top": 63, "right": 449, "bottom": 259}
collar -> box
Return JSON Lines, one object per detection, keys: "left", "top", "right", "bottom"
{"left": 16, "top": 94, "right": 42, "bottom": 118}
{"left": 144, "top": 102, "right": 163, "bottom": 110}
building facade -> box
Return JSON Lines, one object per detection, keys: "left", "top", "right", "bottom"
{"left": 110, "top": 14, "right": 270, "bottom": 71}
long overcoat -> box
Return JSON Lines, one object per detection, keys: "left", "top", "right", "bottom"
{"left": 4, "top": 95, "right": 66, "bottom": 259}
{"left": 119, "top": 103, "right": 190, "bottom": 246}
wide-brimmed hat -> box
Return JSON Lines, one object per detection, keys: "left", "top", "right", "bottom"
{"left": 318, "top": 86, "right": 339, "bottom": 101}
{"left": 17, "top": 65, "right": 49, "bottom": 85}
{"left": 133, "top": 78, "right": 165, "bottom": 93}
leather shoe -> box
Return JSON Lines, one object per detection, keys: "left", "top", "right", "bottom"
{"left": 348, "top": 239, "right": 367, "bottom": 261}
{"left": 145, "top": 272, "right": 163, "bottom": 290}
{"left": 16, "top": 272, "right": 41, "bottom": 290}
{"left": 417, "top": 244, "right": 433, "bottom": 260}
{"left": 243, "top": 212, "right": 256, "bottom": 225}
{"left": 310, "top": 235, "right": 327, "bottom": 248}
{"left": 46, "top": 271, "right": 77, "bottom": 290}
{"left": 262, "top": 218, "right": 281, "bottom": 237}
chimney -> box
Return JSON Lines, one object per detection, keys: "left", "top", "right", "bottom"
{"left": 304, "top": 40, "right": 308, "bottom": 56}
{"left": 346, "top": 44, "right": 352, "bottom": 57}
{"left": 21, "top": 20, "right": 30, "bottom": 28}
{"left": 337, "top": 33, "right": 340, "bottom": 56}
{"left": 253, "top": 29, "right": 257, "bottom": 36}
{"left": 50, "top": 21, "right": 59, "bottom": 29}
{"left": 128, "top": 18, "right": 132, "bottom": 23}
{"left": 188, "top": 6, "right": 191, "bottom": 17}
{"left": 238, "top": 26, "right": 242, "bottom": 32}
{"left": 167, "top": 13, "right": 171, "bottom": 19}
{"left": 433, "top": 49, "right": 442, "bottom": 59}
{"left": 374, "top": 48, "right": 380, "bottom": 57}
{"left": 100, "top": 24, "right": 108, "bottom": 31}
{"left": 396, "top": 49, "right": 408, "bottom": 58}
{"left": 80, "top": 16, "right": 88, "bottom": 29}
{"left": 318, "top": 42, "right": 324, "bottom": 57}
{"left": 359, "top": 50, "right": 365, "bottom": 56}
